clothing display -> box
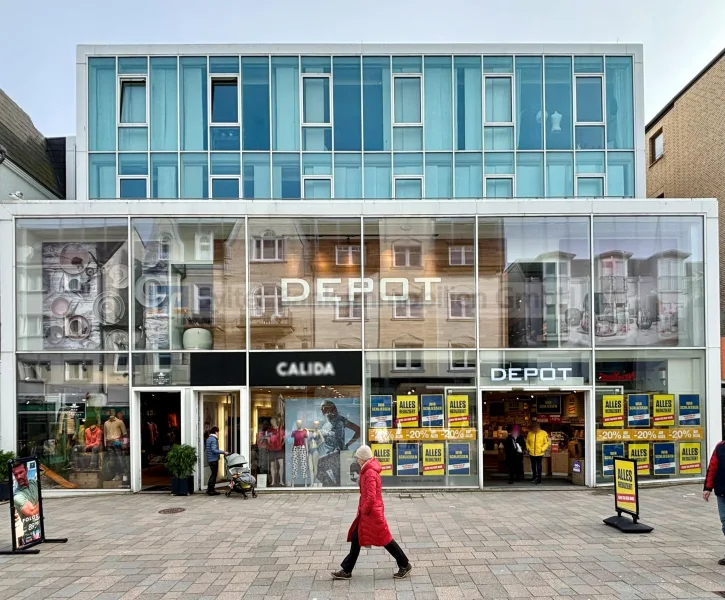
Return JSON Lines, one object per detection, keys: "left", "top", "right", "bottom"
{"left": 291, "top": 428, "right": 308, "bottom": 446}
{"left": 104, "top": 416, "right": 127, "bottom": 443}
{"left": 291, "top": 446, "right": 308, "bottom": 482}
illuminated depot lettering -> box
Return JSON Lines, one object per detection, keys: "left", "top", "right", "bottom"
{"left": 281, "top": 277, "right": 442, "bottom": 302}
{"left": 490, "top": 367, "right": 573, "bottom": 381}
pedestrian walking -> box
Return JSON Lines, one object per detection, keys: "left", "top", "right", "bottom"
{"left": 332, "top": 445, "right": 413, "bottom": 580}
{"left": 503, "top": 424, "right": 525, "bottom": 484}
{"left": 526, "top": 421, "right": 550, "bottom": 485}
{"left": 205, "top": 426, "right": 228, "bottom": 496}
{"left": 703, "top": 439, "right": 725, "bottom": 564}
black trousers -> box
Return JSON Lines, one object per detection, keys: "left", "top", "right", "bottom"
{"left": 530, "top": 456, "right": 543, "bottom": 483}
{"left": 507, "top": 456, "right": 524, "bottom": 482}
{"left": 207, "top": 461, "right": 219, "bottom": 492}
{"left": 341, "top": 527, "right": 409, "bottom": 574}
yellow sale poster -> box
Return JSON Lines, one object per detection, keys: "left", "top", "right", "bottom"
{"left": 371, "top": 443, "right": 393, "bottom": 476}
{"left": 602, "top": 395, "right": 625, "bottom": 427}
{"left": 653, "top": 394, "right": 675, "bottom": 426}
{"left": 679, "top": 442, "right": 702, "bottom": 475}
{"left": 447, "top": 395, "right": 470, "bottom": 427}
{"left": 628, "top": 443, "right": 650, "bottom": 476}
{"left": 422, "top": 443, "right": 445, "bottom": 476}
{"left": 614, "top": 458, "right": 638, "bottom": 515}
{"left": 396, "top": 395, "right": 419, "bottom": 428}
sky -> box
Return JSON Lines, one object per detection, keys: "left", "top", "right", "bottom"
{"left": 1, "top": 0, "right": 724, "bottom": 137}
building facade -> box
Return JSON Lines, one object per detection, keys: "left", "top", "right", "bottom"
{"left": 0, "top": 44, "right": 719, "bottom": 494}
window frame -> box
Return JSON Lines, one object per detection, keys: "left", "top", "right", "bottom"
{"left": 250, "top": 231, "right": 285, "bottom": 262}
{"left": 334, "top": 293, "right": 365, "bottom": 321}
{"left": 118, "top": 176, "right": 148, "bottom": 199}
{"left": 252, "top": 284, "right": 283, "bottom": 317}
{"left": 114, "top": 354, "right": 130, "bottom": 375}
{"left": 335, "top": 245, "right": 363, "bottom": 266}
{"left": 210, "top": 176, "right": 241, "bottom": 199}
{"left": 392, "top": 344, "right": 424, "bottom": 372}
{"left": 574, "top": 74, "right": 605, "bottom": 125}
{"left": 302, "top": 176, "right": 333, "bottom": 199}
{"left": 118, "top": 76, "right": 148, "bottom": 127}
{"left": 650, "top": 130, "right": 664, "bottom": 163}
{"left": 449, "top": 344, "right": 476, "bottom": 371}
{"left": 392, "top": 242, "right": 423, "bottom": 268}
{"left": 485, "top": 175, "right": 514, "bottom": 198}
{"left": 194, "top": 231, "right": 215, "bottom": 261}
{"left": 448, "top": 245, "right": 474, "bottom": 266}
{"left": 483, "top": 75, "right": 514, "bottom": 125}
{"left": 209, "top": 75, "right": 241, "bottom": 126}
{"left": 193, "top": 282, "right": 214, "bottom": 315}
{"left": 392, "top": 74, "right": 423, "bottom": 126}
{"left": 448, "top": 292, "right": 475, "bottom": 320}
{"left": 393, "top": 294, "right": 424, "bottom": 320}
{"left": 576, "top": 175, "right": 605, "bottom": 197}
{"left": 64, "top": 360, "right": 90, "bottom": 382}
{"left": 301, "top": 73, "right": 332, "bottom": 127}
{"left": 393, "top": 176, "right": 424, "bottom": 199}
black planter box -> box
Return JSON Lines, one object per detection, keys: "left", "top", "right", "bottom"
{"left": 0, "top": 480, "right": 9, "bottom": 502}
{"left": 170, "top": 476, "right": 194, "bottom": 496}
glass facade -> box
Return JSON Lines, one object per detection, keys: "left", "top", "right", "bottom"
{"left": 87, "top": 53, "right": 637, "bottom": 200}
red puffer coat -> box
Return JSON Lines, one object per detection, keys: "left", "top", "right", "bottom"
{"left": 347, "top": 458, "right": 393, "bottom": 547}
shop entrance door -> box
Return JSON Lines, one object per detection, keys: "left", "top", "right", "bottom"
{"left": 199, "top": 392, "right": 239, "bottom": 491}
{"left": 140, "top": 392, "right": 182, "bottom": 491}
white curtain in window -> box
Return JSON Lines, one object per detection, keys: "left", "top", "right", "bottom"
{"left": 121, "top": 82, "right": 146, "bottom": 123}
{"left": 273, "top": 62, "right": 300, "bottom": 149}
{"left": 334, "top": 159, "right": 362, "bottom": 198}
{"left": 607, "top": 68, "right": 633, "bottom": 149}
{"left": 156, "top": 166, "right": 177, "bottom": 198}
{"left": 424, "top": 64, "right": 452, "bottom": 150}
{"left": 303, "top": 78, "right": 327, "bottom": 123}
{"left": 182, "top": 67, "right": 205, "bottom": 149}
{"left": 485, "top": 78, "right": 512, "bottom": 123}
{"left": 394, "top": 77, "right": 421, "bottom": 123}
{"left": 463, "top": 67, "right": 482, "bottom": 149}
{"left": 151, "top": 60, "right": 177, "bottom": 151}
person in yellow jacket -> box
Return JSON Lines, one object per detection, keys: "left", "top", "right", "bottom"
{"left": 526, "top": 422, "right": 550, "bottom": 485}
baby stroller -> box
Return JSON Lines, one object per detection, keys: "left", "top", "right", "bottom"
{"left": 225, "top": 453, "right": 257, "bottom": 499}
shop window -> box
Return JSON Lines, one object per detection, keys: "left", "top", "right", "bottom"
{"left": 335, "top": 245, "right": 362, "bottom": 266}
{"left": 251, "top": 231, "right": 285, "bottom": 261}
{"left": 449, "top": 293, "right": 474, "bottom": 319}
{"left": 393, "top": 295, "right": 424, "bottom": 319}
{"left": 194, "top": 232, "right": 214, "bottom": 261}
{"left": 449, "top": 245, "right": 474, "bottom": 266}
{"left": 393, "top": 243, "right": 422, "bottom": 268}
{"left": 119, "top": 78, "right": 147, "bottom": 124}
{"left": 393, "top": 345, "right": 424, "bottom": 371}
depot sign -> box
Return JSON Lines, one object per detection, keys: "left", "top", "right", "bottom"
{"left": 281, "top": 277, "right": 442, "bottom": 302}
{"left": 490, "top": 367, "right": 573, "bottom": 382}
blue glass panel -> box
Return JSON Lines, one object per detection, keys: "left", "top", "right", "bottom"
{"left": 392, "top": 57, "right": 422, "bottom": 73}
{"left": 425, "top": 153, "right": 452, "bottom": 198}
{"left": 576, "top": 77, "right": 603, "bottom": 122}
{"left": 393, "top": 127, "right": 423, "bottom": 151}
{"left": 150, "top": 57, "right": 178, "bottom": 151}
{"left": 180, "top": 57, "right": 208, "bottom": 151}
{"left": 151, "top": 153, "right": 178, "bottom": 198}
{"left": 211, "top": 178, "right": 240, "bottom": 199}
{"left": 577, "top": 177, "right": 603, "bottom": 196}
{"left": 243, "top": 153, "right": 271, "bottom": 199}
{"left": 483, "top": 56, "right": 513, "bottom": 73}
{"left": 242, "top": 57, "right": 270, "bottom": 150}
{"left": 273, "top": 153, "right": 301, "bottom": 199}
{"left": 394, "top": 77, "right": 421, "bottom": 123}
{"left": 395, "top": 178, "right": 422, "bottom": 198}
{"left": 574, "top": 56, "right": 604, "bottom": 74}
{"left": 516, "top": 153, "right": 544, "bottom": 197}
{"left": 545, "top": 57, "right": 573, "bottom": 150}
{"left": 301, "top": 57, "right": 331, "bottom": 73}
{"left": 363, "top": 153, "right": 391, "bottom": 198}
{"left": 607, "top": 152, "right": 635, "bottom": 197}
{"left": 576, "top": 151, "right": 605, "bottom": 174}
{"left": 118, "top": 127, "right": 148, "bottom": 151}
{"left": 210, "top": 126, "right": 241, "bottom": 150}
{"left": 304, "top": 179, "right": 332, "bottom": 199}
{"left": 515, "top": 57, "right": 543, "bottom": 150}
{"left": 546, "top": 152, "right": 574, "bottom": 197}
{"left": 363, "top": 57, "right": 391, "bottom": 151}
{"left": 393, "top": 153, "right": 423, "bottom": 175}
{"left": 333, "top": 57, "right": 362, "bottom": 151}
{"left": 302, "top": 128, "right": 332, "bottom": 151}
{"left": 424, "top": 56, "right": 453, "bottom": 151}
{"left": 118, "top": 57, "right": 148, "bottom": 74}
{"left": 211, "top": 78, "right": 238, "bottom": 123}
{"left": 303, "top": 77, "right": 330, "bottom": 123}
{"left": 454, "top": 57, "right": 482, "bottom": 151}
{"left": 303, "top": 153, "right": 332, "bottom": 175}
{"left": 575, "top": 126, "right": 605, "bottom": 149}
{"left": 89, "top": 154, "right": 116, "bottom": 199}
{"left": 485, "top": 77, "right": 512, "bottom": 122}
{"left": 334, "top": 154, "right": 362, "bottom": 198}
{"left": 211, "top": 153, "right": 241, "bottom": 175}
{"left": 484, "top": 153, "right": 514, "bottom": 174}
{"left": 89, "top": 58, "right": 116, "bottom": 151}
{"left": 486, "top": 178, "right": 513, "bottom": 198}
{"left": 484, "top": 127, "right": 514, "bottom": 150}
{"left": 120, "top": 179, "right": 147, "bottom": 199}
{"left": 209, "top": 56, "right": 239, "bottom": 74}
{"left": 272, "top": 57, "right": 300, "bottom": 151}
{"left": 119, "top": 153, "right": 148, "bottom": 175}
{"left": 454, "top": 153, "right": 482, "bottom": 198}
{"left": 606, "top": 57, "right": 634, "bottom": 149}
{"left": 180, "top": 153, "right": 209, "bottom": 198}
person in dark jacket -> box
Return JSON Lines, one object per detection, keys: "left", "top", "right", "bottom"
{"left": 205, "top": 426, "right": 228, "bottom": 496}
{"left": 704, "top": 440, "right": 725, "bottom": 564}
{"left": 503, "top": 424, "right": 525, "bottom": 484}
{"left": 331, "top": 445, "right": 413, "bottom": 580}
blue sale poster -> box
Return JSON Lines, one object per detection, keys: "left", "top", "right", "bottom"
{"left": 627, "top": 394, "right": 650, "bottom": 427}
{"left": 396, "top": 443, "right": 420, "bottom": 476}
{"left": 421, "top": 394, "right": 444, "bottom": 428}
{"left": 602, "top": 443, "right": 624, "bottom": 477}
{"left": 447, "top": 443, "right": 470, "bottom": 476}
{"left": 370, "top": 395, "right": 393, "bottom": 428}
{"left": 653, "top": 442, "right": 676, "bottom": 475}
{"left": 678, "top": 394, "right": 701, "bottom": 426}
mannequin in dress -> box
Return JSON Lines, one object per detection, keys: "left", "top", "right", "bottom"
{"left": 289, "top": 420, "right": 309, "bottom": 486}
{"left": 267, "top": 417, "right": 285, "bottom": 486}
{"left": 550, "top": 111, "right": 562, "bottom": 132}
{"left": 308, "top": 420, "right": 323, "bottom": 487}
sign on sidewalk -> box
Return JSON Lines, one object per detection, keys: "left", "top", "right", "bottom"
{"left": 603, "top": 456, "right": 653, "bottom": 533}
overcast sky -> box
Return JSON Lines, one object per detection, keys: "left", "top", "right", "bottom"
{"left": 1, "top": 0, "right": 724, "bottom": 137}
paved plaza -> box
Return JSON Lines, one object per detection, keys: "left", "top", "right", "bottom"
{"left": 2, "top": 484, "right": 725, "bottom": 599}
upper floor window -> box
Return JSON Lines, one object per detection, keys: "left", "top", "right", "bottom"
{"left": 449, "top": 245, "right": 474, "bottom": 266}
{"left": 393, "top": 295, "right": 424, "bottom": 319}
{"left": 393, "top": 343, "right": 424, "bottom": 371}
{"left": 393, "top": 76, "right": 422, "bottom": 124}
{"left": 211, "top": 77, "right": 239, "bottom": 124}
{"left": 193, "top": 283, "right": 214, "bottom": 315}
{"left": 393, "top": 243, "right": 422, "bottom": 267}
{"left": 195, "top": 232, "right": 214, "bottom": 261}
{"left": 302, "top": 76, "right": 331, "bottom": 125}
{"left": 650, "top": 130, "right": 664, "bottom": 163}
{"left": 449, "top": 344, "right": 475, "bottom": 371}
{"left": 119, "top": 78, "right": 147, "bottom": 125}
{"left": 448, "top": 293, "right": 474, "bottom": 319}
{"left": 336, "top": 245, "right": 362, "bottom": 266}
{"left": 251, "top": 231, "right": 285, "bottom": 261}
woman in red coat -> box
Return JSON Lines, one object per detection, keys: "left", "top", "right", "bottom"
{"left": 332, "top": 445, "right": 413, "bottom": 580}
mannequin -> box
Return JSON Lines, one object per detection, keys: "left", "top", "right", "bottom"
{"left": 289, "top": 420, "right": 309, "bottom": 486}
{"left": 550, "top": 111, "right": 562, "bottom": 132}
{"left": 267, "top": 417, "right": 285, "bottom": 486}
{"left": 307, "top": 420, "right": 323, "bottom": 487}
{"left": 536, "top": 109, "right": 548, "bottom": 125}
{"left": 104, "top": 415, "right": 127, "bottom": 482}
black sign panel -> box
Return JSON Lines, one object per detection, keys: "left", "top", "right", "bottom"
{"left": 152, "top": 371, "right": 171, "bottom": 386}
{"left": 249, "top": 351, "right": 362, "bottom": 386}
{"left": 189, "top": 352, "right": 247, "bottom": 386}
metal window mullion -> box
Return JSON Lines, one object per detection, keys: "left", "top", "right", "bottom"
{"left": 542, "top": 58, "right": 548, "bottom": 197}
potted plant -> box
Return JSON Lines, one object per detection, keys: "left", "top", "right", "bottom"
{"left": 0, "top": 451, "right": 16, "bottom": 502}
{"left": 165, "top": 444, "right": 197, "bottom": 496}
